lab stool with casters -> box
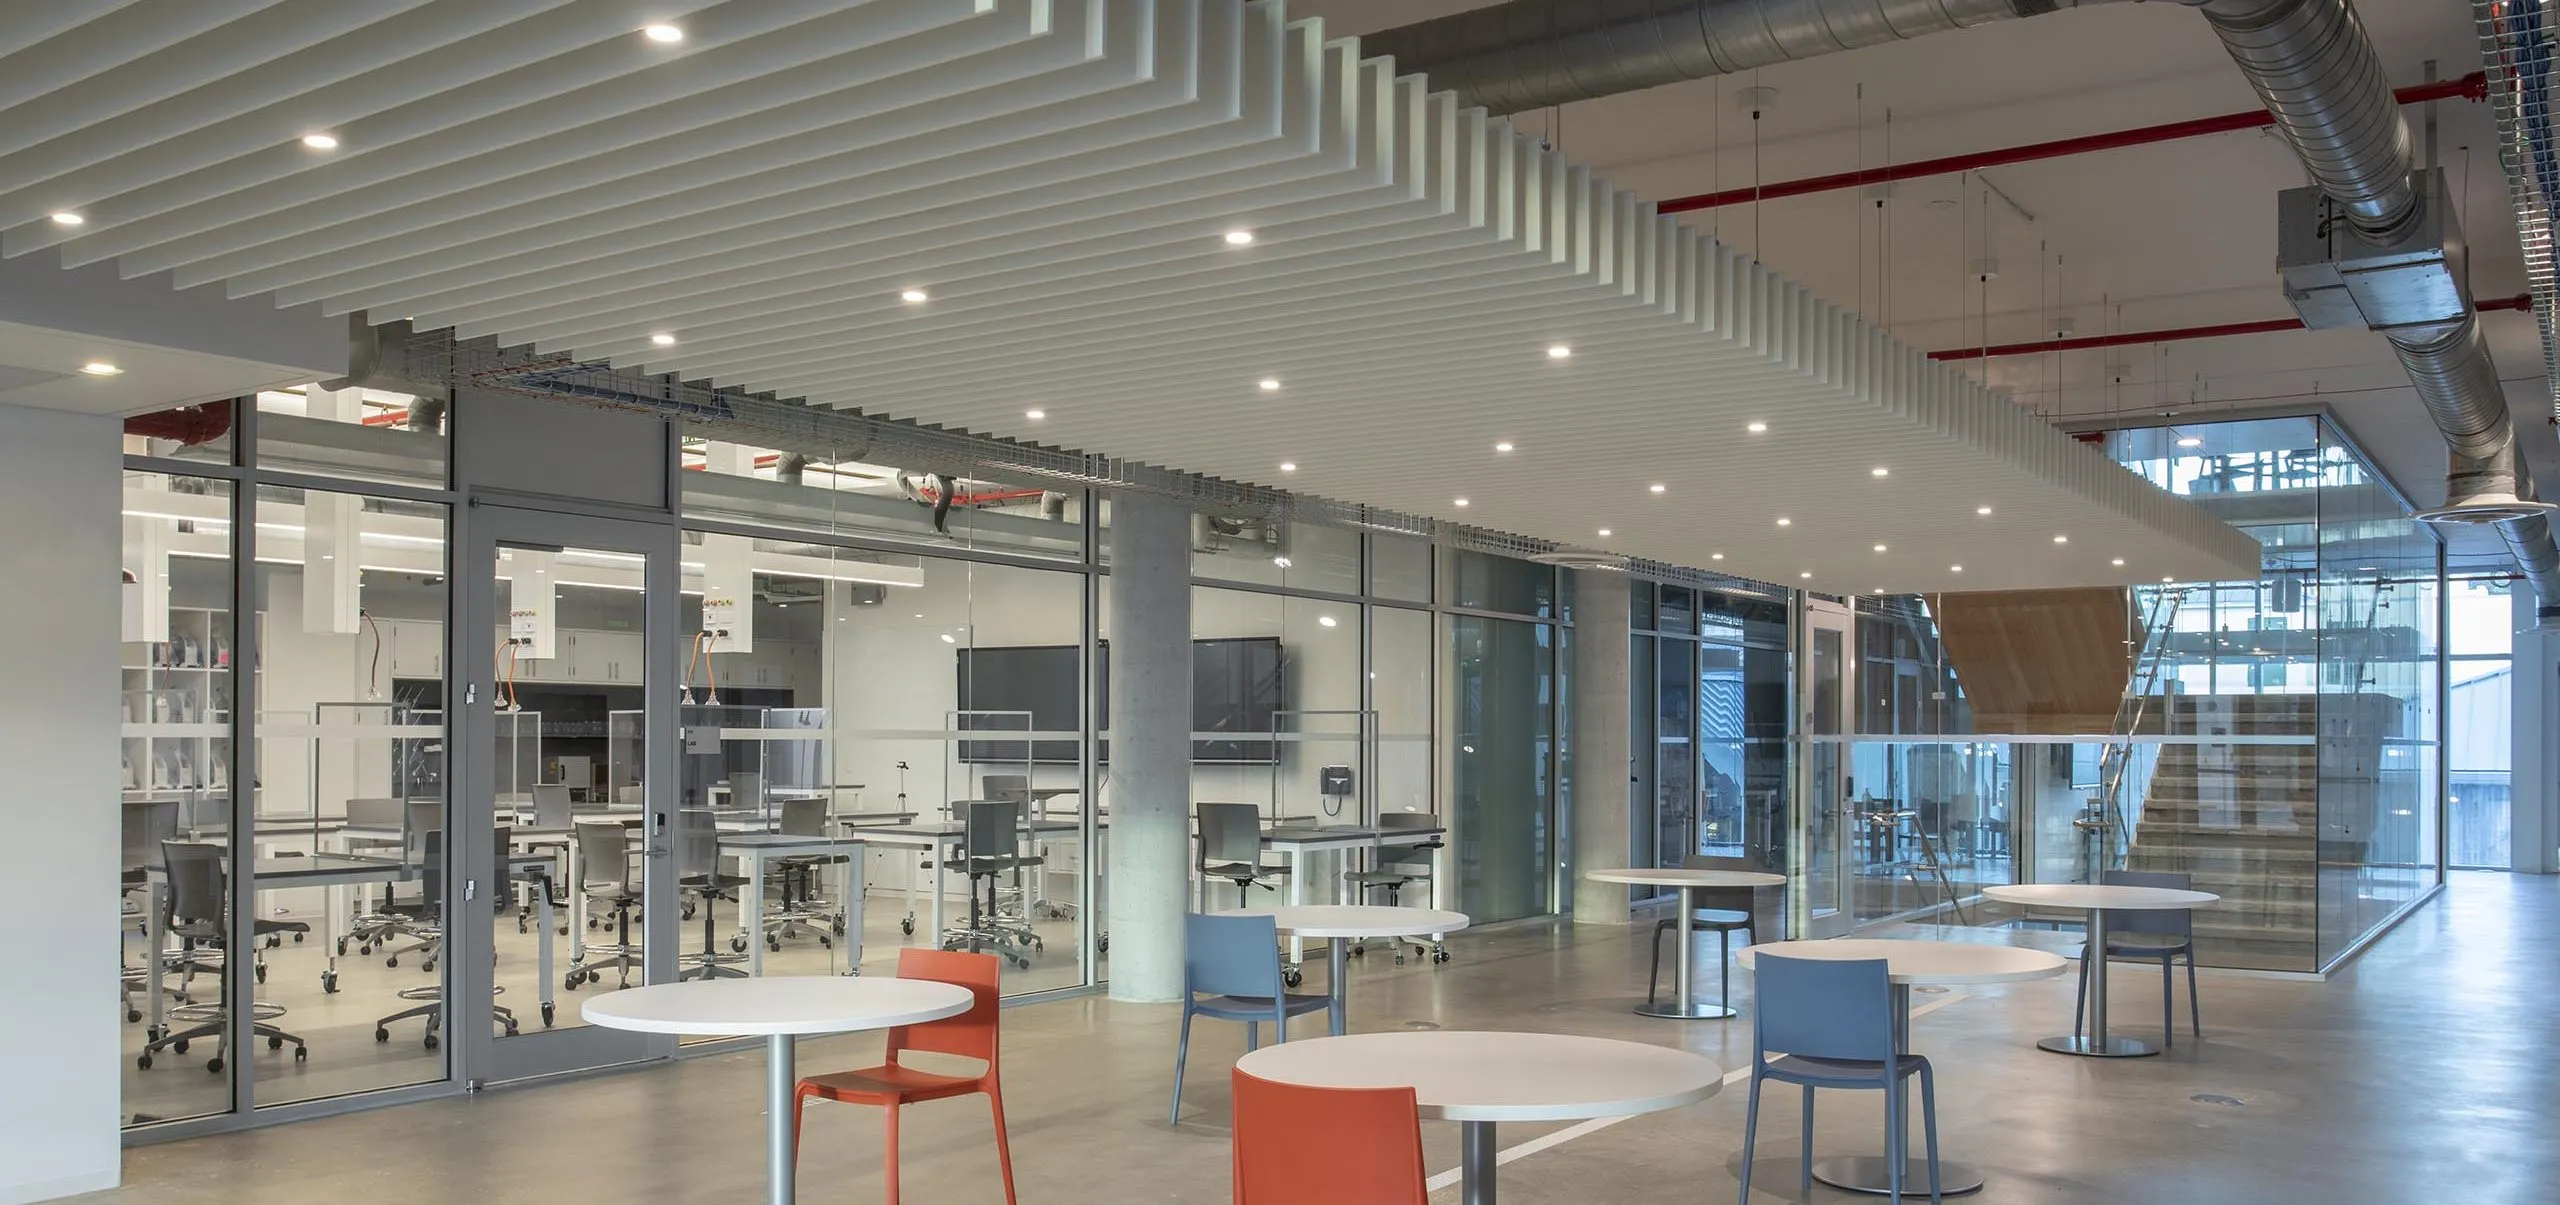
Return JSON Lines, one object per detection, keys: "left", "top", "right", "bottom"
{"left": 137, "top": 841, "right": 309, "bottom": 1073}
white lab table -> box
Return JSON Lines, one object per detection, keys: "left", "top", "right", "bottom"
{"left": 1737, "top": 938, "right": 2067, "bottom": 1195}
{"left": 1236, "top": 1030, "right": 1722, "bottom": 1205}
{"left": 583, "top": 978, "right": 973, "bottom": 1205}
{"left": 1585, "top": 867, "right": 1785, "bottom": 1019}
{"left": 1202, "top": 823, "right": 1449, "bottom": 970}
{"left": 718, "top": 832, "right": 868, "bottom": 976}
{"left": 852, "top": 818, "right": 1090, "bottom": 945}
{"left": 1979, "top": 883, "right": 2217, "bottom": 1058}
{"left": 1216, "top": 904, "right": 1470, "bottom": 1035}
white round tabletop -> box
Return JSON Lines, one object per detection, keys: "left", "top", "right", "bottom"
{"left": 1735, "top": 939, "right": 2067, "bottom": 986}
{"left": 1217, "top": 904, "right": 1472, "bottom": 939}
{"left": 1586, "top": 867, "right": 1785, "bottom": 888}
{"left": 1980, "top": 883, "right": 2218, "bottom": 911}
{"left": 580, "top": 977, "right": 973, "bottom": 1037}
{"left": 1237, "top": 1031, "right": 1722, "bottom": 1123}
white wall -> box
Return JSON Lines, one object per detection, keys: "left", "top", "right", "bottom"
{"left": 0, "top": 404, "right": 123, "bottom": 1203}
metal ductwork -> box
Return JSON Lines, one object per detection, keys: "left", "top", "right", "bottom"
{"left": 1363, "top": 0, "right": 2560, "bottom": 622}
{"left": 2197, "top": 0, "right": 2560, "bottom": 623}
{"left": 1358, "top": 0, "right": 2128, "bottom": 117}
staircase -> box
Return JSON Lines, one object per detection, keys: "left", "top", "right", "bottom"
{"left": 1933, "top": 588, "right": 2135, "bottom": 734}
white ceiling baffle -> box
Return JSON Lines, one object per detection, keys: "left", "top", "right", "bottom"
{"left": 1, "top": 0, "right": 2260, "bottom": 591}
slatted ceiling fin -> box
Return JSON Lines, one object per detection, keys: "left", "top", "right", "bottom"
{"left": 0, "top": 0, "right": 282, "bottom": 117}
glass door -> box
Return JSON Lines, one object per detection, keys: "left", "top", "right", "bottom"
{"left": 452, "top": 506, "right": 681, "bottom": 1083}
{"left": 1796, "top": 600, "right": 1855, "bottom": 937}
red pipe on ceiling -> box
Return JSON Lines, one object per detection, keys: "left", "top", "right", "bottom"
{"left": 1659, "top": 72, "right": 2488, "bottom": 215}
{"left": 1928, "top": 293, "right": 2533, "bottom": 361}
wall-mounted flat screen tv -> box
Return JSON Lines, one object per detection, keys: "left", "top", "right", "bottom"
{"left": 955, "top": 637, "right": 1281, "bottom": 764}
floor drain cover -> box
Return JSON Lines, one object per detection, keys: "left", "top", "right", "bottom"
{"left": 2191, "top": 1093, "right": 2246, "bottom": 1108}
{"left": 1401, "top": 1020, "right": 1442, "bottom": 1031}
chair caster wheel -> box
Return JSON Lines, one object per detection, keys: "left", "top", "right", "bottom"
{"left": 1010, "top": 956, "right": 1030, "bottom": 970}
{"left": 730, "top": 936, "right": 748, "bottom": 954}
{"left": 173, "top": 1039, "right": 191, "bottom": 1055}
{"left": 1282, "top": 969, "right": 1303, "bottom": 988}
{"left": 502, "top": 1023, "right": 518, "bottom": 1037}
{"left": 767, "top": 938, "right": 782, "bottom": 953}
{"left": 1432, "top": 949, "right": 1450, "bottom": 964}
{"left": 322, "top": 971, "right": 339, "bottom": 994}
{"left": 900, "top": 918, "right": 915, "bottom": 936}
{"left": 818, "top": 936, "right": 832, "bottom": 949}
{"left": 385, "top": 957, "right": 399, "bottom": 968}
{"left": 137, "top": 1053, "right": 154, "bottom": 1070}
{"left": 126, "top": 1008, "right": 142, "bottom": 1023}
{"left": 1097, "top": 935, "right": 1109, "bottom": 954}
{"left": 1351, "top": 946, "right": 1367, "bottom": 958}
{"left": 336, "top": 938, "right": 349, "bottom": 956}
{"left": 541, "top": 1003, "right": 556, "bottom": 1027}
{"left": 293, "top": 932, "right": 305, "bottom": 944}
{"left": 206, "top": 1057, "right": 224, "bottom": 1074}
{"left": 294, "top": 1045, "right": 308, "bottom": 1062}
{"left": 268, "top": 1035, "right": 284, "bottom": 1050}
{"left": 361, "top": 944, "right": 375, "bottom": 956}
{"left": 377, "top": 1028, "right": 390, "bottom": 1043}
{"left": 422, "top": 959, "right": 437, "bottom": 974}
{"left": 423, "top": 1034, "right": 438, "bottom": 1051}
{"left": 254, "top": 963, "right": 267, "bottom": 985}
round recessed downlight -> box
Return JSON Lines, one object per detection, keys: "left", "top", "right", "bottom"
{"left": 1950, "top": 565, "right": 1964, "bottom": 573}
{"left": 2053, "top": 534, "right": 2069, "bottom": 544}
{"left": 1278, "top": 461, "right": 1296, "bottom": 472}
{"left": 301, "top": 133, "right": 339, "bottom": 150}
{"left": 49, "top": 211, "right": 82, "bottom": 227}
{"left": 2111, "top": 558, "right": 2126, "bottom": 566}
{"left": 1873, "top": 544, "right": 1887, "bottom": 552}
{"left": 1710, "top": 553, "right": 1725, "bottom": 560}
{"left": 1547, "top": 344, "right": 1572, "bottom": 359}
{"left": 1318, "top": 614, "right": 1338, "bottom": 627}
{"left": 1775, "top": 517, "right": 1791, "bottom": 526}
{"left": 1024, "top": 409, "right": 1046, "bottom": 420}
{"left": 1746, "top": 421, "right": 1768, "bottom": 433}
{"left": 1453, "top": 498, "right": 1470, "bottom": 507}
{"left": 79, "top": 361, "right": 122, "bottom": 376}
{"left": 1871, "top": 467, "right": 1890, "bottom": 478}
{"left": 1976, "top": 506, "right": 1994, "bottom": 516}
{"left": 1649, "top": 483, "right": 1667, "bottom": 494}
{"left": 899, "top": 288, "right": 930, "bottom": 303}
{"left": 1258, "top": 378, "right": 1281, "bottom": 392}
{"left": 1800, "top": 572, "right": 1813, "bottom": 579}
{"left": 1224, "top": 230, "right": 1255, "bottom": 246}
{"left": 1597, "top": 528, "right": 1612, "bottom": 537}
{"left": 2176, "top": 436, "right": 2203, "bottom": 448}
{"left": 650, "top": 333, "right": 676, "bottom": 346}
{"left": 643, "top": 24, "right": 684, "bottom": 42}
{"left": 1494, "top": 441, "right": 1514, "bottom": 452}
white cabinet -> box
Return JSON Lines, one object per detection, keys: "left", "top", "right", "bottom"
{"left": 563, "top": 630, "right": 645, "bottom": 683}
{"left": 386, "top": 619, "right": 442, "bottom": 679}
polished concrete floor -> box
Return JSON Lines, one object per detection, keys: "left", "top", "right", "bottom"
{"left": 101, "top": 872, "right": 2558, "bottom": 1204}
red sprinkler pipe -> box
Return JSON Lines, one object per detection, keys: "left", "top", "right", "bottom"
{"left": 1661, "top": 72, "right": 2487, "bottom": 215}
{"left": 1928, "top": 293, "right": 2533, "bottom": 361}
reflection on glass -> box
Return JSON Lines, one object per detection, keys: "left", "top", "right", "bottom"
{"left": 250, "top": 485, "right": 452, "bottom": 1106}
{"left": 123, "top": 472, "right": 237, "bottom": 1125}
{"left": 1449, "top": 614, "right": 1555, "bottom": 922}
{"left": 124, "top": 400, "right": 235, "bottom": 466}
{"left": 1195, "top": 520, "right": 1361, "bottom": 595}
{"left": 681, "top": 437, "right": 1082, "bottom": 561}
{"left": 253, "top": 385, "right": 448, "bottom": 488}
{"left": 1369, "top": 533, "right": 1432, "bottom": 602}
{"left": 1841, "top": 742, "right": 2013, "bottom": 927}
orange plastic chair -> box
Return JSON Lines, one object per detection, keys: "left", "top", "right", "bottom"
{"left": 1230, "top": 1069, "right": 1427, "bottom": 1205}
{"left": 792, "top": 949, "right": 1016, "bottom": 1205}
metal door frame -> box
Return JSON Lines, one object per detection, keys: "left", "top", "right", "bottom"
{"left": 1793, "top": 597, "right": 1857, "bottom": 938}
{"left": 450, "top": 502, "right": 682, "bottom": 1086}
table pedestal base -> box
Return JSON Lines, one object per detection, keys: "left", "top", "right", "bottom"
{"left": 1811, "top": 1155, "right": 1984, "bottom": 1196}
{"left": 1461, "top": 1120, "right": 1496, "bottom": 1204}
{"left": 1633, "top": 1000, "right": 1735, "bottom": 1020}
{"left": 2036, "top": 1034, "right": 2157, "bottom": 1058}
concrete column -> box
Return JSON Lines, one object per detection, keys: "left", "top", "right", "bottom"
{"left": 1570, "top": 570, "right": 1633, "bottom": 924}
{"left": 0, "top": 404, "right": 123, "bottom": 1201}
{"left": 2513, "top": 588, "right": 2558, "bottom": 874}
{"left": 1106, "top": 494, "right": 1194, "bottom": 1000}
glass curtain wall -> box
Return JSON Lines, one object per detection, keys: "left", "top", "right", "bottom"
{"left": 1443, "top": 551, "right": 1562, "bottom": 924}
{"left": 122, "top": 384, "right": 458, "bottom": 1130}
{"left": 1628, "top": 582, "right": 1791, "bottom": 895}
{"left": 2445, "top": 577, "right": 2515, "bottom": 868}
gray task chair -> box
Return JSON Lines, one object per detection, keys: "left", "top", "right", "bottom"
{"left": 137, "top": 841, "right": 308, "bottom": 1073}
{"left": 763, "top": 796, "right": 848, "bottom": 952}
{"left": 1739, "top": 955, "right": 1940, "bottom": 1205}
{"left": 1196, "top": 802, "right": 1286, "bottom": 908}
{"left": 2074, "top": 869, "right": 2202, "bottom": 1048}
{"left": 1343, "top": 813, "right": 1446, "bottom": 965}
{"left": 1647, "top": 855, "right": 1769, "bottom": 1014}
{"left": 678, "top": 809, "right": 750, "bottom": 981}
{"left": 375, "top": 828, "right": 521, "bottom": 1048}
{"left": 565, "top": 820, "right": 640, "bottom": 991}
{"left": 939, "top": 799, "right": 1045, "bottom": 968}
{"left": 1169, "top": 911, "right": 1331, "bottom": 1125}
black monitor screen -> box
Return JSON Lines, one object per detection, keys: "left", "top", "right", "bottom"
{"left": 955, "top": 637, "right": 1281, "bottom": 764}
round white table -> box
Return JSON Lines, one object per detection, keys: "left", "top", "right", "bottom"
{"left": 1736, "top": 939, "right": 2067, "bottom": 1196}
{"left": 583, "top": 978, "right": 973, "bottom": 1205}
{"left": 1586, "top": 868, "right": 1785, "bottom": 1019}
{"left": 1979, "top": 883, "right": 2217, "bottom": 1058}
{"left": 1237, "top": 1030, "right": 1722, "bottom": 1205}
{"left": 1216, "top": 905, "right": 1469, "bottom": 1035}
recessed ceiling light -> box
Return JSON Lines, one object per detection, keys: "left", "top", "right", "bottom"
{"left": 1024, "top": 409, "right": 1046, "bottom": 420}
{"left": 643, "top": 24, "right": 684, "bottom": 42}
{"left": 1871, "top": 467, "right": 1890, "bottom": 478}
{"left": 49, "top": 211, "right": 82, "bottom": 227}
{"left": 79, "top": 361, "right": 121, "bottom": 376}
{"left": 1494, "top": 441, "right": 1514, "bottom": 452}
{"left": 301, "top": 133, "right": 339, "bottom": 150}
{"left": 1975, "top": 506, "right": 1993, "bottom": 516}
{"left": 1597, "top": 528, "right": 1612, "bottom": 537}
{"left": 1710, "top": 553, "right": 1725, "bottom": 560}
{"left": 2358, "top": 565, "right": 2377, "bottom": 572}
{"left": 1547, "top": 344, "right": 1572, "bottom": 359}
{"left": 1950, "top": 565, "right": 1964, "bottom": 573}
{"left": 1775, "top": 517, "right": 1791, "bottom": 526}
{"left": 1259, "top": 378, "right": 1281, "bottom": 392}
{"left": 2111, "top": 558, "right": 2126, "bottom": 566}
{"left": 1873, "top": 544, "right": 1888, "bottom": 553}
{"left": 899, "top": 288, "right": 930, "bottom": 303}
{"left": 1746, "top": 421, "right": 1768, "bottom": 433}
{"left": 1278, "top": 461, "right": 1297, "bottom": 472}
{"left": 2176, "top": 436, "right": 2203, "bottom": 448}
{"left": 1453, "top": 498, "right": 1470, "bottom": 507}
{"left": 2052, "top": 534, "right": 2069, "bottom": 544}
{"left": 1800, "top": 572, "right": 1813, "bottom": 579}
{"left": 1318, "top": 614, "right": 1339, "bottom": 627}
{"left": 650, "top": 332, "right": 676, "bottom": 346}
{"left": 1649, "top": 483, "right": 1667, "bottom": 494}
{"left": 1224, "top": 230, "right": 1255, "bottom": 246}
{"left": 2162, "top": 576, "right": 2175, "bottom": 583}
{"left": 939, "top": 633, "right": 956, "bottom": 644}
{"left": 1273, "top": 556, "right": 1293, "bottom": 568}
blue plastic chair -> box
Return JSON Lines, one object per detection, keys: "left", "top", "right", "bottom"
{"left": 1169, "top": 912, "right": 1330, "bottom": 1125}
{"left": 2074, "top": 869, "right": 2202, "bottom": 1048}
{"left": 1740, "top": 955, "right": 1940, "bottom": 1204}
